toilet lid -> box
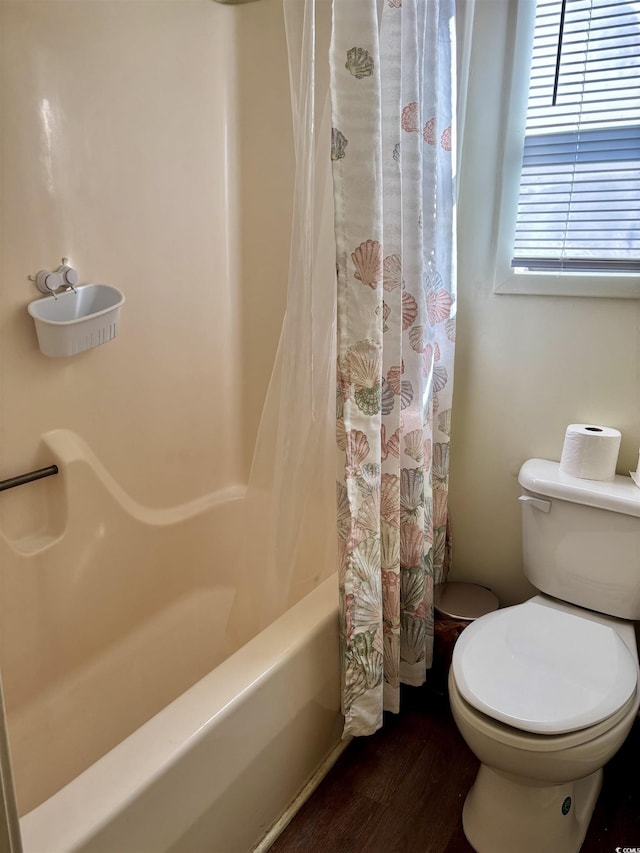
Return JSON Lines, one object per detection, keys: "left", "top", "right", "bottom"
{"left": 452, "top": 601, "right": 638, "bottom": 734}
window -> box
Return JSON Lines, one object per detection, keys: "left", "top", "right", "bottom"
{"left": 492, "top": 0, "right": 640, "bottom": 297}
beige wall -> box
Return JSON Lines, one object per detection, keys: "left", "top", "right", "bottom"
{"left": 0, "top": 0, "right": 293, "bottom": 512}
{"left": 449, "top": 0, "right": 640, "bottom": 605}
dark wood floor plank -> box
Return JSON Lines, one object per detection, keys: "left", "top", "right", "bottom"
{"left": 360, "top": 688, "right": 477, "bottom": 853}
{"left": 581, "top": 718, "right": 640, "bottom": 853}
{"left": 271, "top": 680, "right": 640, "bottom": 853}
{"left": 270, "top": 785, "right": 384, "bottom": 853}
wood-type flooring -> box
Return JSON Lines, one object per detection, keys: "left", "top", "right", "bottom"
{"left": 270, "top": 679, "right": 640, "bottom": 853}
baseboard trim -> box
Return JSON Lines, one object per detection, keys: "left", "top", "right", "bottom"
{"left": 253, "top": 736, "right": 353, "bottom": 853}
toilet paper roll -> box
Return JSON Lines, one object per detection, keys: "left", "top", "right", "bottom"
{"left": 559, "top": 424, "right": 621, "bottom": 481}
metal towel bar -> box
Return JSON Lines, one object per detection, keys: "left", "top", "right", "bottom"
{"left": 0, "top": 465, "right": 59, "bottom": 493}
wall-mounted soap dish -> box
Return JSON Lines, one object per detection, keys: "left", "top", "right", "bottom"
{"left": 28, "top": 283, "right": 125, "bottom": 358}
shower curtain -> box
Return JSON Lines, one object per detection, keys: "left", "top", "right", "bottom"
{"left": 331, "top": 0, "right": 457, "bottom": 736}
{"left": 230, "top": 0, "right": 336, "bottom": 648}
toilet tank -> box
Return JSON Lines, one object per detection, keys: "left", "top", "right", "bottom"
{"left": 518, "top": 458, "right": 640, "bottom": 621}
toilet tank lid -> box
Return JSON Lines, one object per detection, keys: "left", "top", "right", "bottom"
{"left": 518, "top": 459, "right": 640, "bottom": 518}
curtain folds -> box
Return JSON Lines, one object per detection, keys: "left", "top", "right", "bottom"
{"left": 330, "top": 0, "right": 457, "bottom": 737}
{"left": 230, "top": 0, "right": 336, "bottom": 649}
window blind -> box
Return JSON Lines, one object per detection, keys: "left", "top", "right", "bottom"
{"left": 512, "top": 0, "right": 640, "bottom": 273}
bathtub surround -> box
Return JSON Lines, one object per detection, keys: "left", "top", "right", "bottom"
{"left": 2, "top": 429, "right": 342, "bottom": 850}
{"left": 331, "top": 0, "right": 457, "bottom": 736}
{"left": 3, "top": 428, "right": 247, "bottom": 814}
{"left": 0, "top": 1, "right": 341, "bottom": 850}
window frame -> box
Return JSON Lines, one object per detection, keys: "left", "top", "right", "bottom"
{"left": 491, "top": 0, "right": 640, "bottom": 299}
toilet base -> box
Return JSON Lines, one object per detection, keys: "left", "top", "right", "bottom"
{"left": 462, "top": 763, "right": 602, "bottom": 853}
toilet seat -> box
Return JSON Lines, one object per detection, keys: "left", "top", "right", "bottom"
{"left": 452, "top": 599, "right": 638, "bottom": 735}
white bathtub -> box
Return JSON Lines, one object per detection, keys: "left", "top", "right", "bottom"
{"left": 20, "top": 576, "right": 343, "bottom": 853}
{"left": 0, "top": 431, "right": 343, "bottom": 852}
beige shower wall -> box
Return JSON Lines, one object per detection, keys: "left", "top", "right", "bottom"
{"left": 0, "top": 0, "right": 293, "bottom": 514}
{"left": 448, "top": 0, "right": 640, "bottom": 605}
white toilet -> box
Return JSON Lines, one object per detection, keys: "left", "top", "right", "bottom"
{"left": 449, "top": 458, "right": 640, "bottom": 853}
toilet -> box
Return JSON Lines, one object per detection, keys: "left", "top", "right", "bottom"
{"left": 449, "top": 458, "right": 640, "bottom": 853}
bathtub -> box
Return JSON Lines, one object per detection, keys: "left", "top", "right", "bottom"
{"left": 0, "top": 430, "right": 343, "bottom": 852}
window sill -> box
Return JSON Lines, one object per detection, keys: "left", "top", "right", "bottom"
{"left": 493, "top": 269, "right": 640, "bottom": 299}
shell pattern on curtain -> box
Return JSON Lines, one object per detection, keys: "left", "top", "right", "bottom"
{"left": 330, "top": 0, "right": 456, "bottom": 737}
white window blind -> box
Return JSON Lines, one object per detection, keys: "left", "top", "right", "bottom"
{"left": 512, "top": 0, "right": 640, "bottom": 273}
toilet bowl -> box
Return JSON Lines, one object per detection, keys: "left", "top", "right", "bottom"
{"left": 449, "top": 597, "right": 639, "bottom": 853}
